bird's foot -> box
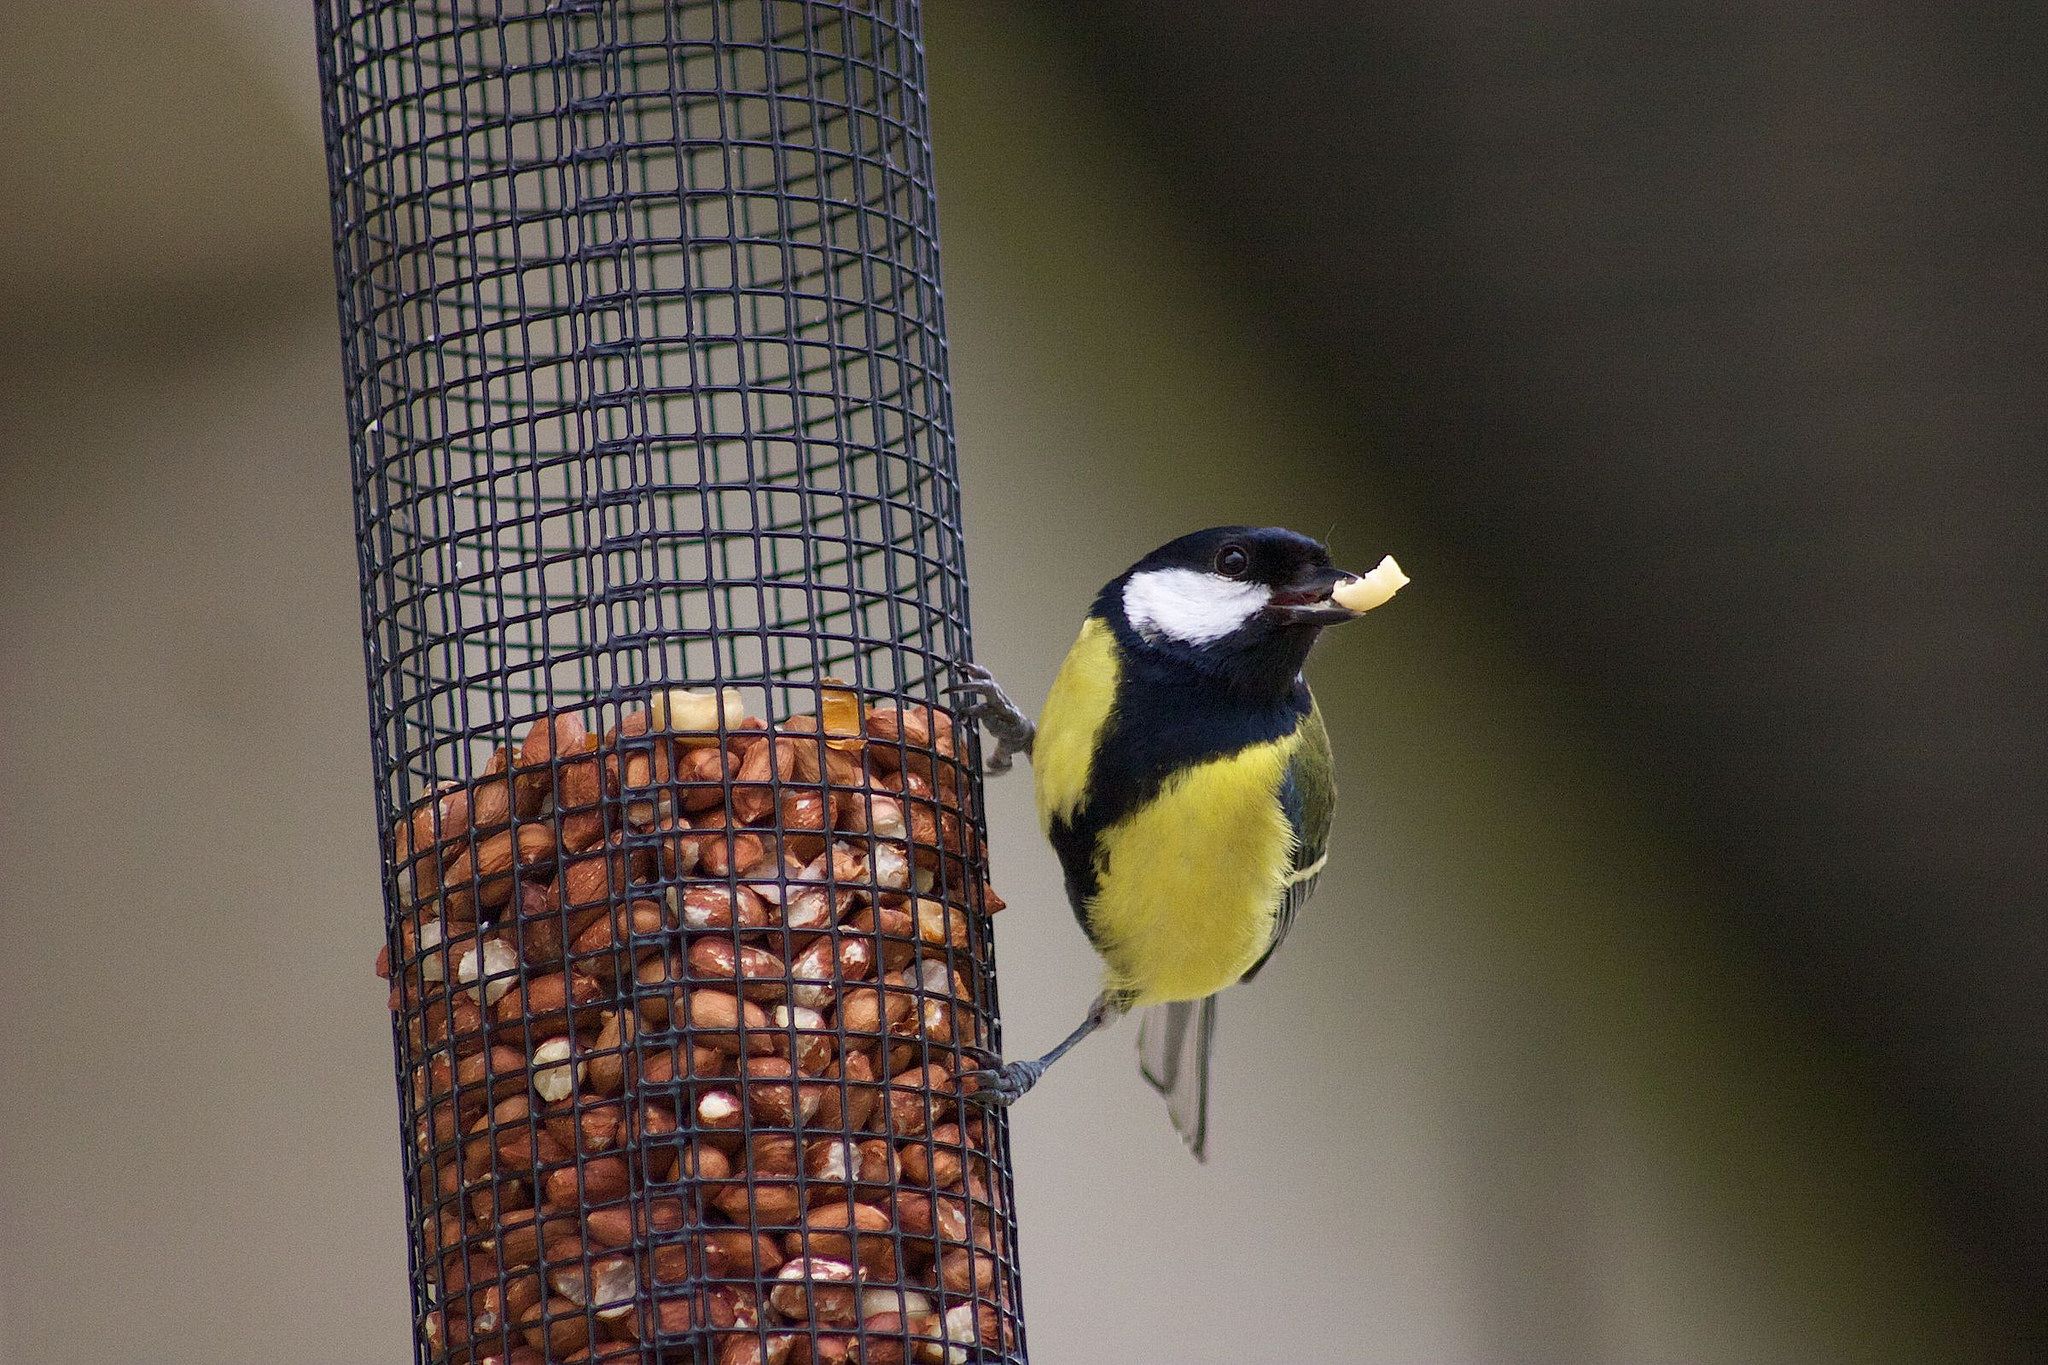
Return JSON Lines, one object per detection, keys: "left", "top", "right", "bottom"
{"left": 959, "top": 1058, "right": 1048, "bottom": 1108}
{"left": 950, "top": 662, "right": 1035, "bottom": 776}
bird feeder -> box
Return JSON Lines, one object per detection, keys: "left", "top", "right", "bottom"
{"left": 315, "top": 3, "right": 1022, "bottom": 1360}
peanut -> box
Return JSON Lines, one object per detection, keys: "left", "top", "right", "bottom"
{"left": 381, "top": 689, "right": 1014, "bottom": 1364}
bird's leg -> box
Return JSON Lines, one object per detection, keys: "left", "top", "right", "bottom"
{"left": 962, "top": 992, "right": 1128, "bottom": 1107}
{"left": 950, "top": 661, "right": 1035, "bottom": 776}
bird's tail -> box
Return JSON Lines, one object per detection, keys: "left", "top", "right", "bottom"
{"left": 1136, "top": 996, "right": 1217, "bottom": 1161}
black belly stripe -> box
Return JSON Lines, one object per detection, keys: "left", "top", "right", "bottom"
{"left": 1052, "top": 624, "right": 1312, "bottom": 945}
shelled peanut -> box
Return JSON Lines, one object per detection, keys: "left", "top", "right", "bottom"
{"left": 378, "top": 684, "right": 1016, "bottom": 1364}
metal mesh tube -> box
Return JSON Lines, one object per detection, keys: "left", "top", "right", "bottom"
{"left": 315, "top": 3, "right": 1023, "bottom": 1360}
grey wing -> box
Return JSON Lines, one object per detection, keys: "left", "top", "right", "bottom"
{"left": 1240, "top": 698, "right": 1334, "bottom": 983}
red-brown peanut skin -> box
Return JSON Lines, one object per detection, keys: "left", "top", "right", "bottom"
{"left": 390, "top": 698, "right": 1012, "bottom": 1365}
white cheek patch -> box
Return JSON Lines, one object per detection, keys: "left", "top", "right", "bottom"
{"left": 1121, "top": 568, "right": 1271, "bottom": 645}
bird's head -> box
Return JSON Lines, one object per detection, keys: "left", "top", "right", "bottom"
{"left": 1097, "top": 526, "right": 1407, "bottom": 698}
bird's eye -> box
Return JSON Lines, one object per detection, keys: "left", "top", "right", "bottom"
{"left": 1215, "top": 544, "right": 1250, "bottom": 578}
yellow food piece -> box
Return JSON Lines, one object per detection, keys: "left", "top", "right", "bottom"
{"left": 1330, "top": 555, "right": 1409, "bottom": 614}
{"left": 649, "top": 685, "right": 749, "bottom": 740}
{"left": 819, "top": 678, "right": 864, "bottom": 750}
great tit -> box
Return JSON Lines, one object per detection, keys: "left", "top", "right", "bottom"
{"left": 955, "top": 526, "right": 1407, "bottom": 1158}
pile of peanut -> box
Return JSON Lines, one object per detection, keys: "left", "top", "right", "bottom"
{"left": 377, "top": 684, "right": 1015, "bottom": 1364}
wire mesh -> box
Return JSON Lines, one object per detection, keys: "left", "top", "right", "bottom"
{"left": 316, "top": 3, "right": 1022, "bottom": 1361}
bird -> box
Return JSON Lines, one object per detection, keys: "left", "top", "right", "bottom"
{"left": 952, "top": 525, "right": 1407, "bottom": 1158}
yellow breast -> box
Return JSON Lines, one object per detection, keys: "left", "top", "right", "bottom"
{"left": 1088, "top": 735, "right": 1302, "bottom": 1006}
{"left": 1033, "top": 617, "right": 1121, "bottom": 830}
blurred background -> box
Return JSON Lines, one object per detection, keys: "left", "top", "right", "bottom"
{"left": 2, "top": 3, "right": 2042, "bottom": 1362}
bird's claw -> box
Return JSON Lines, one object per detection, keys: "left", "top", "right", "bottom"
{"left": 959, "top": 1059, "right": 1046, "bottom": 1109}
{"left": 950, "top": 662, "right": 1034, "bottom": 776}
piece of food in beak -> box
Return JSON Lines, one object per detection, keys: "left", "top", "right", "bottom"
{"left": 1330, "top": 555, "right": 1409, "bottom": 614}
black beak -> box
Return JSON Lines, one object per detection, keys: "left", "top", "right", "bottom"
{"left": 1264, "top": 570, "right": 1366, "bottom": 627}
